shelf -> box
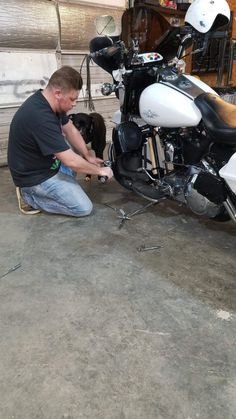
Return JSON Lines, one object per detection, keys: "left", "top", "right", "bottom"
{"left": 139, "top": 2, "right": 186, "bottom": 16}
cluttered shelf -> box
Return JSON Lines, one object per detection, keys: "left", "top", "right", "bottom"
{"left": 139, "top": 1, "right": 190, "bottom": 16}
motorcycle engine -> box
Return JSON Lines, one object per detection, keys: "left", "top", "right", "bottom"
{"left": 163, "top": 162, "right": 227, "bottom": 217}
{"left": 159, "top": 127, "right": 227, "bottom": 217}
{"left": 163, "top": 170, "right": 221, "bottom": 217}
{"left": 185, "top": 164, "right": 228, "bottom": 217}
{"left": 162, "top": 127, "right": 211, "bottom": 166}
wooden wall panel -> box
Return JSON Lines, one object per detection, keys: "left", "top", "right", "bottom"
{"left": 228, "top": 0, "right": 236, "bottom": 86}
{"left": 0, "top": 0, "right": 58, "bottom": 49}
{"left": 228, "top": 0, "right": 236, "bottom": 38}
{"left": 59, "top": 2, "right": 122, "bottom": 51}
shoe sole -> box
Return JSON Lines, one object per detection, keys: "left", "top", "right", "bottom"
{"left": 16, "top": 187, "right": 41, "bottom": 215}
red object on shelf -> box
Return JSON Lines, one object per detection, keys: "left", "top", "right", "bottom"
{"left": 159, "top": 0, "right": 177, "bottom": 10}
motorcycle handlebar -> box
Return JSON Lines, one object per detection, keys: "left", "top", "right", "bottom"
{"left": 90, "top": 44, "right": 122, "bottom": 59}
{"left": 99, "top": 160, "right": 113, "bottom": 183}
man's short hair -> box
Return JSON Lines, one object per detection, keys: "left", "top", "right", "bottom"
{"left": 48, "top": 65, "right": 83, "bottom": 92}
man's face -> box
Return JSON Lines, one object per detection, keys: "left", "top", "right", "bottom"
{"left": 56, "top": 89, "right": 79, "bottom": 113}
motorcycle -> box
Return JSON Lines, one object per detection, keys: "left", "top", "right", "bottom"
{"left": 88, "top": 0, "right": 236, "bottom": 223}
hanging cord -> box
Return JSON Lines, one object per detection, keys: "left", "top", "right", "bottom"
{"left": 54, "top": 0, "right": 62, "bottom": 54}
{"left": 79, "top": 54, "right": 95, "bottom": 112}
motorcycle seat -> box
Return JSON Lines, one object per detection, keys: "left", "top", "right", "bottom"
{"left": 194, "top": 93, "right": 236, "bottom": 145}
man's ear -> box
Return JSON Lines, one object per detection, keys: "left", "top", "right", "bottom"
{"left": 54, "top": 89, "right": 62, "bottom": 100}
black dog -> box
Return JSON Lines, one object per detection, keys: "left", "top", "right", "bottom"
{"left": 68, "top": 112, "right": 106, "bottom": 180}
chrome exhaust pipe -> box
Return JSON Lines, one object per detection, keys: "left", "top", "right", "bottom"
{"left": 224, "top": 198, "right": 236, "bottom": 223}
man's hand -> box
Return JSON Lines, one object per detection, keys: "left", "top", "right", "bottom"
{"left": 86, "top": 155, "right": 104, "bottom": 166}
{"left": 55, "top": 149, "right": 113, "bottom": 179}
{"left": 99, "top": 166, "right": 113, "bottom": 180}
{"left": 87, "top": 153, "right": 113, "bottom": 180}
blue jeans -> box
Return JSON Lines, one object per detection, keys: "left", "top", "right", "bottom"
{"left": 21, "top": 170, "right": 93, "bottom": 217}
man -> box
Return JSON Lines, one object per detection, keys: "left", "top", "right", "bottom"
{"left": 8, "top": 66, "right": 113, "bottom": 217}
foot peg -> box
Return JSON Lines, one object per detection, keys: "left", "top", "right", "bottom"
{"left": 132, "top": 181, "right": 168, "bottom": 202}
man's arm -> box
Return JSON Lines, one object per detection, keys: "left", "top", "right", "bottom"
{"left": 62, "top": 119, "right": 103, "bottom": 166}
{"left": 62, "top": 120, "right": 89, "bottom": 158}
{"left": 55, "top": 149, "right": 113, "bottom": 179}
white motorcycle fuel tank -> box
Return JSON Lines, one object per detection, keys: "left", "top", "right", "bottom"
{"left": 139, "top": 73, "right": 217, "bottom": 128}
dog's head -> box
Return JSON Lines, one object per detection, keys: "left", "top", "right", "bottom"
{"left": 69, "top": 113, "right": 93, "bottom": 143}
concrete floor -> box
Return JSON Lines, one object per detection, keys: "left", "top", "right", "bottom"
{"left": 0, "top": 166, "right": 236, "bottom": 419}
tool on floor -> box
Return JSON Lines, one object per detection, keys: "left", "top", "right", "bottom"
{"left": 0, "top": 263, "right": 21, "bottom": 279}
{"left": 104, "top": 201, "right": 156, "bottom": 229}
{"left": 137, "top": 244, "right": 163, "bottom": 252}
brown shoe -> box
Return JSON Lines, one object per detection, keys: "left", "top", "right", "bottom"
{"left": 16, "top": 187, "right": 41, "bottom": 215}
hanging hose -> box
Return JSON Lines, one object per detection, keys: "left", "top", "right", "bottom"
{"left": 83, "top": 55, "right": 95, "bottom": 112}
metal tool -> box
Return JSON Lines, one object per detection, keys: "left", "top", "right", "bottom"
{"left": 117, "top": 208, "right": 131, "bottom": 229}
{"left": 137, "top": 245, "right": 163, "bottom": 252}
{"left": 0, "top": 263, "right": 21, "bottom": 279}
{"left": 104, "top": 201, "right": 156, "bottom": 229}
{"left": 104, "top": 204, "right": 132, "bottom": 229}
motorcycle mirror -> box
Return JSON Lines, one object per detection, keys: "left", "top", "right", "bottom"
{"left": 95, "top": 15, "right": 117, "bottom": 36}
{"left": 177, "top": 33, "right": 193, "bottom": 59}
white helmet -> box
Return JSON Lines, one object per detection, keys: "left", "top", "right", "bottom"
{"left": 185, "top": 0, "right": 230, "bottom": 33}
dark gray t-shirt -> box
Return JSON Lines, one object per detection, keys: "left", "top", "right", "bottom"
{"left": 8, "top": 90, "right": 70, "bottom": 187}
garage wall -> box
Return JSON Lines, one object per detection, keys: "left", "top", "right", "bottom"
{"left": 0, "top": 0, "right": 125, "bottom": 166}
{"left": 0, "top": 0, "right": 58, "bottom": 50}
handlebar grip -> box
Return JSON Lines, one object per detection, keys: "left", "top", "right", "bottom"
{"left": 90, "top": 45, "right": 121, "bottom": 59}
{"left": 99, "top": 160, "right": 112, "bottom": 183}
